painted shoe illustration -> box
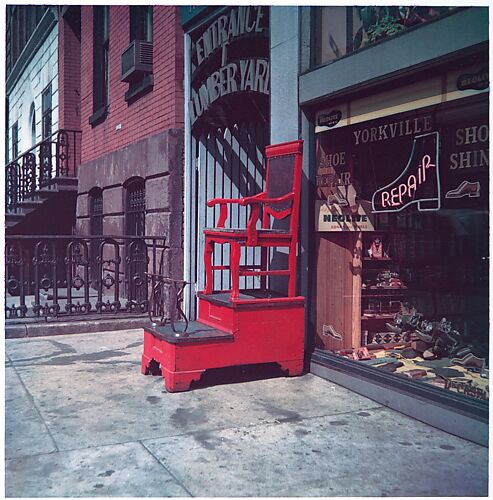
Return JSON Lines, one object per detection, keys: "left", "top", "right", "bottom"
{"left": 372, "top": 132, "right": 440, "bottom": 213}
{"left": 327, "top": 185, "right": 359, "bottom": 213}
{"left": 445, "top": 180, "right": 480, "bottom": 199}
{"left": 327, "top": 190, "right": 349, "bottom": 207}
{"left": 322, "top": 324, "right": 343, "bottom": 341}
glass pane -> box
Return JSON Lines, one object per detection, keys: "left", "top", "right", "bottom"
{"left": 315, "top": 6, "right": 348, "bottom": 66}
{"left": 314, "top": 6, "right": 459, "bottom": 68}
{"left": 314, "top": 95, "right": 489, "bottom": 402}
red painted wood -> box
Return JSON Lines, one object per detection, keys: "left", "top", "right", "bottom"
{"left": 203, "top": 140, "right": 304, "bottom": 301}
{"left": 142, "top": 297, "right": 305, "bottom": 392}
{"left": 142, "top": 140, "right": 306, "bottom": 392}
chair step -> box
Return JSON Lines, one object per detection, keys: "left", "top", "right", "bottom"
{"left": 198, "top": 289, "right": 301, "bottom": 308}
{"left": 145, "top": 321, "right": 234, "bottom": 344}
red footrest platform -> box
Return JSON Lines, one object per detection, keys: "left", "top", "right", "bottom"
{"left": 142, "top": 292, "right": 305, "bottom": 392}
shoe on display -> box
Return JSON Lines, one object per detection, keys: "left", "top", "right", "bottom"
{"left": 385, "top": 322, "right": 402, "bottom": 334}
{"left": 414, "top": 327, "right": 434, "bottom": 344}
{"left": 401, "top": 347, "right": 420, "bottom": 359}
{"left": 401, "top": 369, "right": 428, "bottom": 379}
{"left": 422, "top": 348, "right": 437, "bottom": 360}
{"left": 449, "top": 345, "right": 473, "bottom": 358}
{"left": 451, "top": 352, "right": 485, "bottom": 370}
{"left": 411, "top": 340, "right": 432, "bottom": 353}
{"left": 348, "top": 349, "right": 371, "bottom": 361}
{"left": 445, "top": 180, "right": 480, "bottom": 199}
{"left": 377, "top": 361, "right": 404, "bottom": 372}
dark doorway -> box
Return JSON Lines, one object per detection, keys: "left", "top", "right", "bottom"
{"left": 124, "top": 177, "right": 147, "bottom": 303}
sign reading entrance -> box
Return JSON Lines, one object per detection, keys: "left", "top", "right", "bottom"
{"left": 189, "top": 6, "right": 269, "bottom": 127}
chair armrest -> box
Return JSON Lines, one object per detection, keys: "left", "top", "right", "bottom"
{"left": 244, "top": 192, "right": 294, "bottom": 205}
{"left": 207, "top": 197, "right": 244, "bottom": 207}
{"left": 207, "top": 195, "right": 265, "bottom": 228}
{"left": 206, "top": 198, "right": 244, "bottom": 228}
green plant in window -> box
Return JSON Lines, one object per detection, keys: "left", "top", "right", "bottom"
{"left": 366, "top": 16, "right": 405, "bottom": 42}
{"left": 354, "top": 6, "right": 454, "bottom": 48}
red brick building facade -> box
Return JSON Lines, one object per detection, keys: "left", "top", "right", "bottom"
{"left": 75, "top": 5, "right": 185, "bottom": 279}
{"left": 79, "top": 6, "right": 183, "bottom": 162}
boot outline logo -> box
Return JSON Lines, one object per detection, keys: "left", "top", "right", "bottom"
{"left": 372, "top": 132, "right": 440, "bottom": 213}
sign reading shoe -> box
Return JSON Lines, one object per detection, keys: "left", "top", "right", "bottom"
{"left": 315, "top": 97, "right": 488, "bottom": 231}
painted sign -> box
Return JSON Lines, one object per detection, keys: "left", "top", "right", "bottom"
{"left": 192, "top": 7, "right": 266, "bottom": 68}
{"left": 315, "top": 148, "right": 375, "bottom": 232}
{"left": 189, "top": 6, "right": 269, "bottom": 127}
{"left": 315, "top": 99, "right": 488, "bottom": 231}
{"left": 457, "top": 67, "right": 489, "bottom": 91}
{"left": 318, "top": 110, "right": 342, "bottom": 128}
{"left": 189, "top": 58, "right": 270, "bottom": 124}
{"left": 372, "top": 132, "right": 441, "bottom": 213}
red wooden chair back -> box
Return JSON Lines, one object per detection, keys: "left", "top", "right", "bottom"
{"left": 262, "top": 140, "right": 303, "bottom": 236}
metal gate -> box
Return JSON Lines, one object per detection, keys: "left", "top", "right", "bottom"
{"left": 185, "top": 122, "right": 268, "bottom": 318}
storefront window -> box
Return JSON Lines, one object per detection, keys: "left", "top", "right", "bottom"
{"left": 314, "top": 94, "right": 489, "bottom": 402}
{"left": 314, "top": 6, "right": 459, "bottom": 67}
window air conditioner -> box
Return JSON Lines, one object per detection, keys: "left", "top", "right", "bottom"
{"left": 121, "top": 40, "right": 153, "bottom": 83}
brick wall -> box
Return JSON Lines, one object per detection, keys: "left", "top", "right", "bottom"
{"left": 58, "top": 13, "right": 81, "bottom": 132}
{"left": 80, "top": 5, "right": 184, "bottom": 164}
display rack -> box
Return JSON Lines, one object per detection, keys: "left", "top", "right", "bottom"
{"left": 361, "top": 235, "right": 407, "bottom": 346}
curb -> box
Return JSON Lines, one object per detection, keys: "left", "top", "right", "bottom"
{"left": 6, "top": 316, "right": 148, "bottom": 339}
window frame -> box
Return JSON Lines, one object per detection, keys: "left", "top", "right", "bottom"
{"left": 42, "top": 84, "right": 52, "bottom": 140}
{"left": 130, "top": 6, "right": 153, "bottom": 43}
{"left": 312, "top": 6, "right": 461, "bottom": 70}
{"left": 29, "top": 102, "right": 36, "bottom": 147}
{"left": 90, "top": 6, "right": 110, "bottom": 126}
{"left": 11, "top": 121, "right": 19, "bottom": 160}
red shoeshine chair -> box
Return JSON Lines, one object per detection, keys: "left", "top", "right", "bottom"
{"left": 203, "top": 140, "right": 303, "bottom": 301}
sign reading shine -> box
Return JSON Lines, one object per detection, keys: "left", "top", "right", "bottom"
{"left": 189, "top": 6, "right": 270, "bottom": 126}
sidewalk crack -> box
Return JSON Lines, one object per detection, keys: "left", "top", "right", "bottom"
{"left": 139, "top": 441, "right": 194, "bottom": 497}
{"left": 8, "top": 363, "right": 60, "bottom": 453}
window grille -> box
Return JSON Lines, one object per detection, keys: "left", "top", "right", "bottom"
{"left": 89, "top": 188, "right": 103, "bottom": 285}
{"left": 125, "top": 179, "right": 146, "bottom": 236}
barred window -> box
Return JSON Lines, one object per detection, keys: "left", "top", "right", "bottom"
{"left": 125, "top": 178, "right": 146, "bottom": 236}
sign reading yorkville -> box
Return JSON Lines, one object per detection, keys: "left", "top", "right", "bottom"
{"left": 189, "top": 6, "right": 269, "bottom": 126}
{"left": 315, "top": 102, "right": 488, "bottom": 231}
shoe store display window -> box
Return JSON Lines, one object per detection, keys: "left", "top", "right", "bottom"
{"left": 314, "top": 93, "right": 489, "bottom": 403}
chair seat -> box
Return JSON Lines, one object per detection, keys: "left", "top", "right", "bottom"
{"left": 204, "top": 228, "right": 288, "bottom": 234}
{"left": 204, "top": 228, "right": 291, "bottom": 242}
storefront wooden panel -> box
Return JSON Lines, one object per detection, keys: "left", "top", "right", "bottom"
{"left": 315, "top": 232, "right": 361, "bottom": 350}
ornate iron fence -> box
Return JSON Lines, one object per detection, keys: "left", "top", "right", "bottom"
{"left": 5, "top": 235, "right": 178, "bottom": 322}
{"left": 6, "top": 129, "right": 81, "bottom": 212}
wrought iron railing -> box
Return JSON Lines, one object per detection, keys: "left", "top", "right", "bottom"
{"left": 6, "top": 129, "right": 82, "bottom": 212}
{"left": 5, "top": 235, "right": 182, "bottom": 322}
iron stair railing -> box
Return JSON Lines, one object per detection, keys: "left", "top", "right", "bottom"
{"left": 6, "top": 129, "right": 81, "bottom": 213}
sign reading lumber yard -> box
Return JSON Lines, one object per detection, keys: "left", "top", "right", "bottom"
{"left": 189, "top": 6, "right": 270, "bottom": 127}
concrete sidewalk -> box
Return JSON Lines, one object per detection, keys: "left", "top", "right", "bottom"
{"left": 5, "top": 329, "right": 488, "bottom": 497}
